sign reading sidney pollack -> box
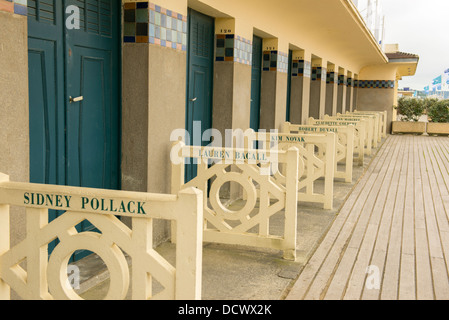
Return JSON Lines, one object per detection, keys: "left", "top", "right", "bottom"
{"left": 22, "top": 191, "right": 147, "bottom": 216}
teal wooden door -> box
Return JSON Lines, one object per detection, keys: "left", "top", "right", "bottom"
{"left": 28, "top": 0, "right": 121, "bottom": 260}
{"left": 185, "top": 9, "right": 214, "bottom": 181}
{"left": 250, "top": 35, "right": 262, "bottom": 131}
{"left": 286, "top": 50, "right": 292, "bottom": 122}
{"left": 65, "top": 0, "right": 120, "bottom": 191}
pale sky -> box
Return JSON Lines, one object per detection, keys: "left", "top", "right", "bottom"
{"left": 382, "top": 0, "right": 449, "bottom": 90}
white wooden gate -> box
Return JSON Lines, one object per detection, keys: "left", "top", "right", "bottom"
{"left": 307, "top": 117, "right": 366, "bottom": 164}
{"left": 0, "top": 173, "right": 203, "bottom": 300}
{"left": 327, "top": 114, "right": 376, "bottom": 149}
{"left": 171, "top": 142, "right": 300, "bottom": 261}
{"left": 246, "top": 131, "right": 336, "bottom": 210}
{"left": 337, "top": 113, "right": 381, "bottom": 145}
{"left": 283, "top": 122, "right": 354, "bottom": 183}
{"left": 352, "top": 110, "right": 387, "bottom": 139}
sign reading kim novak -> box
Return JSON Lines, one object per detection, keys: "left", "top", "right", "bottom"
{"left": 19, "top": 190, "right": 148, "bottom": 217}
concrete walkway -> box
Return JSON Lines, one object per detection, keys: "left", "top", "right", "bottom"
{"left": 286, "top": 135, "right": 449, "bottom": 300}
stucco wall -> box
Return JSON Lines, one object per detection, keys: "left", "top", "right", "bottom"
{"left": 357, "top": 88, "right": 395, "bottom": 133}
{"left": 122, "top": 44, "right": 187, "bottom": 243}
{"left": 0, "top": 12, "right": 29, "bottom": 248}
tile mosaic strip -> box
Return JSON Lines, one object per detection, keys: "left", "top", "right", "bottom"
{"left": 124, "top": 1, "right": 187, "bottom": 51}
{"left": 215, "top": 33, "right": 253, "bottom": 65}
{"left": 263, "top": 51, "right": 288, "bottom": 73}
{"left": 338, "top": 75, "right": 347, "bottom": 86}
{"left": 215, "top": 34, "right": 235, "bottom": 62}
{"left": 0, "top": 0, "right": 27, "bottom": 16}
{"left": 347, "top": 78, "right": 353, "bottom": 87}
{"left": 326, "top": 72, "right": 337, "bottom": 84}
{"left": 234, "top": 35, "right": 252, "bottom": 66}
{"left": 291, "top": 60, "right": 311, "bottom": 78}
{"left": 354, "top": 80, "right": 359, "bottom": 88}
{"left": 311, "top": 67, "right": 327, "bottom": 81}
{"left": 358, "top": 80, "right": 395, "bottom": 89}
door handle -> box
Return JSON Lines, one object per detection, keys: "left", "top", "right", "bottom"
{"left": 69, "top": 96, "right": 84, "bottom": 103}
{"left": 190, "top": 97, "right": 197, "bottom": 102}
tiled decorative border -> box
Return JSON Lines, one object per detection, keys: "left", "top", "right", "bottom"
{"left": 354, "top": 80, "right": 359, "bottom": 88}
{"left": 291, "top": 60, "right": 311, "bottom": 78}
{"left": 326, "top": 72, "right": 337, "bottom": 84}
{"left": 347, "top": 78, "right": 353, "bottom": 87}
{"left": 358, "top": 80, "right": 395, "bottom": 89}
{"left": 123, "top": 1, "right": 187, "bottom": 51}
{"left": 263, "top": 51, "right": 288, "bottom": 73}
{"left": 215, "top": 34, "right": 252, "bottom": 65}
{"left": 0, "top": 0, "right": 27, "bottom": 16}
{"left": 234, "top": 35, "right": 252, "bottom": 65}
{"left": 311, "top": 67, "right": 327, "bottom": 81}
{"left": 338, "top": 75, "right": 347, "bottom": 86}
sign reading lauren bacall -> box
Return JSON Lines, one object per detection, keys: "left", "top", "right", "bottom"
{"left": 1, "top": 185, "right": 154, "bottom": 218}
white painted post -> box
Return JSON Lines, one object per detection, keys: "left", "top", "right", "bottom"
{"left": 170, "top": 141, "right": 185, "bottom": 244}
{"left": 26, "top": 208, "right": 50, "bottom": 299}
{"left": 282, "top": 122, "right": 291, "bottom": 134}
{"left": 324, "top": 133, "right": 336, "bottom": 210}
{"left": 283, "top": 147, "right": 299, "bottom": 261}
{"left": 132, "top": 217, "right": 153, "bottom": 300}
{"left": 175, "top": 187, "right": 203, "bottom": 300}
{"left": 0, "top": 173, "right": 10, "bottom": 300}
{"left": 345, "top": 126, "right": 355, "bottom": 182}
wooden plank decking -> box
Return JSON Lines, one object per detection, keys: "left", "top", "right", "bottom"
{"left": 286, "top": 134, "right": 449, "bottom": 300}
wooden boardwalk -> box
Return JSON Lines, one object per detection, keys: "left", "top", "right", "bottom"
{"left": 286, "top": 134, "right": 449, "bottom": 300}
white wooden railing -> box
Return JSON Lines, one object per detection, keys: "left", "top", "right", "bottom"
{"left": 171, "top": 142, "right": 299, "bottom": 261}
{"left": 307, "top": 117, "right": 367, "bottom": 163}
{"left": 325, "top": 114, "right": 376, "bottom": 149}
{"left": 352, "top": 110, "right": 388, "bottom": 139}
{"left": 336, "top": 113, "right": 380, "bottom": 146}
{"left": 283, "top": 122, "right": 354, "bottom": 183}
{"left": 246, "top": 131, "right": 336, "bottom": 210}
{"left": 0, "top": 172, "right": 203, "bottom": 300}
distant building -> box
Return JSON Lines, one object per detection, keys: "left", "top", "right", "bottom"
{"left": 353, "top": 0, "right": 386, "bottom": 49}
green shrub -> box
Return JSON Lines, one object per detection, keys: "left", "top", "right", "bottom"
{"left": 394, "top": 97, "right": 425, "bottom": 122}
{"left": 422, "top": 97, "right": 439, "bottom": 114}
{"left": 427, "top": 99, "right": 449, "bottom": 123}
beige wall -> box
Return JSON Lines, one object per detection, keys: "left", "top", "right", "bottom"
{"left": 122, "top": 44, "right": 187, "bottom": 243}
{"left": 357, "top": 88, "right": 396, "bottom": 133}
{"left": 0, "top": 12, "right": 29, "bottom": 248}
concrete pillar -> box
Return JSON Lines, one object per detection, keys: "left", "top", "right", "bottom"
{"left": 346, "top": 71, "right": 354, "bottom": 112}
{"left": 289, "top": 50, "right": 311, "bottom": 124}
{"left": 353, "top": 74, "right": 359, "bottom": 110}
{"left": 325, "top": 63, "right": 338, "bottom": 116}
{"left": 337, "top": 67, "right": 347, "bottom": 114}
{"left": 309, "top": 57, "right": 327, "bottom": 119}
{"left": 212, "top": 18, "right": 252, "bottom": 147}
{"left": 122, "top": 0, "right": 188, "bottom": 241}
{"left": 259, "top": 38, "right": 290, "bottom": 131}
{"left": 0, "top": 10, "right": 29, "bottom": 250}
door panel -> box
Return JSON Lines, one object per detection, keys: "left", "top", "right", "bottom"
{"left": 286, "top": 50, "right": 292, "bottom": 122}
{"left": 186, "top": 9, "right": 214, "bottom": 181}
{"left": 65, "top": 0, "right": 120, "bottom": 191}
{"left": 250, "top": 35, "right": 262, "bottom": 132}
{"left": 66, "top": 48, "right": 113, "bottom": 189}
{"left": 28, "top": 40, "right": 58, "bottom": 185}
{"left": 28, "top": 0, "right": 120, "bottom": 260}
